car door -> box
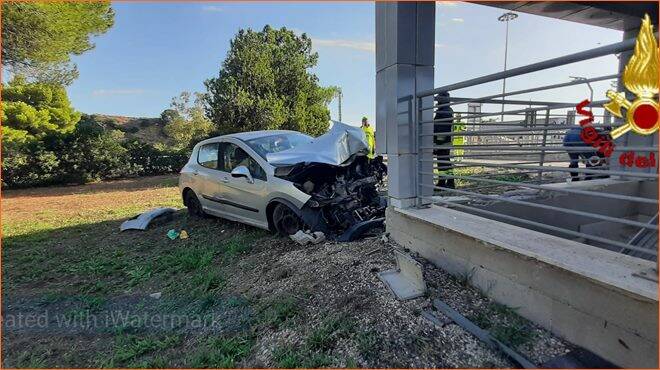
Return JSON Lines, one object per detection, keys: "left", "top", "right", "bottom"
{"left": 214, "top": 140, "right": 269, "bottom": 228}
{"left": 194, "top": 141, "right": 226, "bottom": 215}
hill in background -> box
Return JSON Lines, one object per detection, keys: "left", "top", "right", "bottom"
{"left": 79, "top": 114, "right": 172, "bottom": 146}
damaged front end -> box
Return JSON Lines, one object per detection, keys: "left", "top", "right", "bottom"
{"left": 269, "top": 122, "right": 388, "bottom": 241}
{"left": 275, "top": 155, "right": 387, "bottom": 241}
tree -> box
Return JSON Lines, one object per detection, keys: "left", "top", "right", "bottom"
{"left": 1, "top": 2, "right": 114, "bottom": 85}
{"left": 162, "top": 92, "right": 214, "bottom": 148}
{"left": 1, "top": 76, "right": 82, "bottom": 144}
{"left": 204, "top": 26, "right": 335, "bottom": 137}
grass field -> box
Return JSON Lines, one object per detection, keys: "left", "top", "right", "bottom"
{"left": 2, "top": 175, "right": 271, "bottom": 367}
{"left": 2, "top": 175, "right": 570, "bottom": 368}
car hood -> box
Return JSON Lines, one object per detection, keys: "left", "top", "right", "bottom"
{"left": 266, "top": 121, "right": 369, "bottom": 166}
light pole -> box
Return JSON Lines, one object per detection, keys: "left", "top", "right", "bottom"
{"left": 333, "top": 88, "right": 343, "bottom": 122}
{"left": 570, "top": 76, "right": 593, "bottom": 102}
{"left": 498, "top": 12, "right": 518, "bottom": 122}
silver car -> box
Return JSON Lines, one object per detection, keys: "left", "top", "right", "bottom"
{"left": 179, "top": 122, "right": 387, "bottom": 239}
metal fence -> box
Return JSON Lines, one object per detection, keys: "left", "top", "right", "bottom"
{"left": 414, "top": 36, "right": 658, "bottom": 262}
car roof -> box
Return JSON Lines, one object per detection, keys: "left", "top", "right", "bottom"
{"left": 200, "top": 130, "right": 305, "bottom": 144}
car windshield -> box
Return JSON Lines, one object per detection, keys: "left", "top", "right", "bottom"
{"left": 245, "top": 132, "right": 313, "bottom": 160}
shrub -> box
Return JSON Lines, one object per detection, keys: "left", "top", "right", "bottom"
{"left": 1, "top": 131, "right": 188, "bottom": 188}
{"left": 124, "top": 140, "right": 189, "bottom": 177}
{"left": 56, "top": 128, "right": 135, "bottom": 184}
{"left": 1, "top": 142, "right": 61, "bottom": 187}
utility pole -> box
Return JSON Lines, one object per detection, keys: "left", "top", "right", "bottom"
{"left": 498, "top": 12, "right": 518, "bottom": 123}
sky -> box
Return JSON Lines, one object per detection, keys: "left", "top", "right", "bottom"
{"left": 66, "top": 1, "right": 624, "bottom": 128}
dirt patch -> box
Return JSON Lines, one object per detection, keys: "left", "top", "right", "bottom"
{"left": 2, "top": 174, "right": 177, "bottom": 199}
{"left": 2, "top": 175, "right": 179, "bottom": 224}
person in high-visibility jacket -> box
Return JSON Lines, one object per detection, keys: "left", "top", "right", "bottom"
{"left": 361, "top": 116, "right": 376, "bottom": 159}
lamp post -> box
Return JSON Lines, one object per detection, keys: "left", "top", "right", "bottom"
{"left": 333, "top": 87, "right": 343, "bottom": 122}
{"left": 570, "top": 75, "right": 598, "bottom": 122}
{"left": 498, "top": 12, "right": 518, "bottom": 122}
{"left": 570, "top": 76, "right": 593, "bottom": 103}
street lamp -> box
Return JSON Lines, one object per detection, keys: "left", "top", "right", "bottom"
{"left": 570, "top": 76, "right": 593, "bottom": 103}
{"left": 333, "top": 87, "right": 343, "bottom": 122}
{"left": 570, "top": 75, "right": 596, "bottom": 125}
{"left": 498, "top": 12, "right": 518, "bottom": 122}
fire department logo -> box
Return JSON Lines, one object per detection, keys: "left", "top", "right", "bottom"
{"left": 604, "top": 14, "right": 659, "bottom": 139}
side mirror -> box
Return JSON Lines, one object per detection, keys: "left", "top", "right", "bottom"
{"left": 230, "top": 165, "right": 254, "bottom": 184}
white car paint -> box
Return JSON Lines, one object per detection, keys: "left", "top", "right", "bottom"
{"left": 179, "top": 132, "right": 312, "bottom": 231}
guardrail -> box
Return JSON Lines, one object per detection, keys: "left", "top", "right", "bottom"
{"left": 414, "top": 37, "right": 658, "bottom": 261}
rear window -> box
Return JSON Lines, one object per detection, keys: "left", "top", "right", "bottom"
{"left": 245, "top": 133, "right": 313, "bottom": 159}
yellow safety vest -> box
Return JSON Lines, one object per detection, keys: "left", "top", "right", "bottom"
{"left": 362, "top": 125, "right": 376, "bottom": 159}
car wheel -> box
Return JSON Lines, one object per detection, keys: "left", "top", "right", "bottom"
{"left": 273, "top": 203, "right": 303, "bottom": 236}
{"left": 185, "top": 190, "right": 206, "bottom": 218}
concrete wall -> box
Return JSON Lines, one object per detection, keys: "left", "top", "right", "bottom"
{"left": 387, "top": 206, "right": 658, "bottom": 368}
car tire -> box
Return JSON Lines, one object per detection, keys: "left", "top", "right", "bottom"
{"left": 185, "top": 190, "right": 206, "bottom": 218}
{"left": 273, "top": 203, "right": 303, "bottom": 236}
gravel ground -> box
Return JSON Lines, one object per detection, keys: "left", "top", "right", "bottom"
{"left": 225, "top": 233, "right": 572, "bottom": 368}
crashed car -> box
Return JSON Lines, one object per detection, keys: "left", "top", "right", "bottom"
{"left": 179, "top": 121, "right": 387, "bottom": 241}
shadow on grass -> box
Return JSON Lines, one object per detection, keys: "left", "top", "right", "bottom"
{"left": 2, "top": 210, "right": 276, "bottom": 368}
{"left": 3, "top": 210, "right": 269, "bottom": 298}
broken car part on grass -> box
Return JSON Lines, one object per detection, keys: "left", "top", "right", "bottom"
{"left": 269, "top": 122, "right": 387, "bottom": 241}
{"left": 120, "top": 207, "right": 177, "bottom": 231}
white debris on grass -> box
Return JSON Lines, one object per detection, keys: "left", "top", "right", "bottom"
{"left": 289, "top": 230, "right": 326, "bottom": 245}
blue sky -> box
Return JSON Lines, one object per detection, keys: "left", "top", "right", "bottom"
{"left": 67, "top": 1, "right": 623, "bottom": 127}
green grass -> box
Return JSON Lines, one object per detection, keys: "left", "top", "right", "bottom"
{"left": 187, "top": 335, "right": 254, "bottom": 368}
{"left": 14, "top": 351, "right": 47, "bottom": 368}
{"left": 355, "top": 330, "right": 380, "bottom": 358}
{"left": 258, "top": 295, "right": 301, "bottom": 329}
{"left": 191, "top": 269, "right": 226, "bottom": 294}
{"left": 100, "top": 334, "right": 181, "bottom": 367}
{"left": 305, "top": 315, "right": 353, "bottom": 351}
{"left": 1, "top": 177, "right": 275, "bottom": 367}
{"left": 434, "top": 166, "right": 530, "bottom": 189}
{"left": 468, "top": 302, "right": 535, "bottom": 348}
{"left": 271, "top": 314, "right": 356, "bottom": 368}
{"left": 130, "top": 355, "right": 169, "bottom": 368}
{"left": 2, "top": 176, "right": 397, "bottom": 368}
{"left": 272, "top": 345, "right": 334, "bottom": 369}
{"left": 126, "top": 265, "right": 154, "bottom": 286}
{"left": 157, "top": 247, "right": 216, "bottom": 273}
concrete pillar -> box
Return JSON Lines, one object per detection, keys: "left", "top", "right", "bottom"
{"left": 610, "top": 22, "right": 659, "bottom": 176}
{"left": 375, "top": 2, "right": 435, "bottom": 208}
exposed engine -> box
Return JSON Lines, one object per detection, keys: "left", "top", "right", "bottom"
{"left": 274, "top": 155, "right": 387, "bottom": 240}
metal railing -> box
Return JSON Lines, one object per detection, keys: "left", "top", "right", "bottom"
{"left": 414, "top": 36, "right": 659, "bottom": 261}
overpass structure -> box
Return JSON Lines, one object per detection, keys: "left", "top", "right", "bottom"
{"left": 376, "top": 2, "right": 659, "bottom": 367}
